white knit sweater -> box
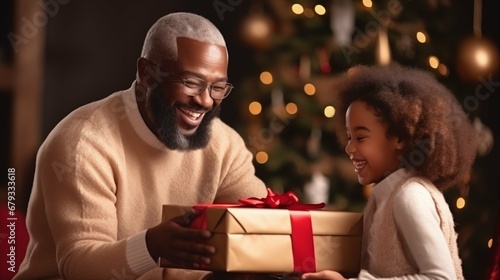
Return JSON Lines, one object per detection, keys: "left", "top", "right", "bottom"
{"left": 354, "top": 169, "right": 463, "bottom": 280}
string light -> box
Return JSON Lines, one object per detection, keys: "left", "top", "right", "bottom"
{"left": 416, "top": 31, "right": 427, "bottom": 43}
{"left": 324, "top": 106, "right": 336, "bottom": 118}
{"left": 286, "top": 103, "right": 298, "bottom": 115}
{"left": 314, "top": 5, "right": 326, "bottom": 15}
{"left": 428, "top": 56, "right": 439, "bottom": 69}
{"left": 304, "top": 83, "right": 316, "bottom": 95}
{"left": 362, "top": 0, "right": 373, "bottom": 8}
{"left": 255, "top": 151, "right": 268, "bottom": 164}
{"left": 291, "top": 4, "right": 304, "bottom": 15}
{"left": 488, "top": 238, "right": 493, "bottom": 248}
{"left": 456, "top": 197, "right": 466, "bottom": 209}
{"left": 260, "top": 71, "right": 273, "bottom": 85}
{"left": 248, "top": 101, "right": 262, "bottom": 115}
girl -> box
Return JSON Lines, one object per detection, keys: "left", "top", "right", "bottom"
{"left": 303, "top": 65, "right": 476, "bottom": 280}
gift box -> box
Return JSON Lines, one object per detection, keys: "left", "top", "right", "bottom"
{"left": 159, "top": 198, "right": 363, "bottom": 275}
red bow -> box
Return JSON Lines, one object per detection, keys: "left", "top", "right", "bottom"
{"left": 238, "top": 188, "right": 326, "bottom": 210}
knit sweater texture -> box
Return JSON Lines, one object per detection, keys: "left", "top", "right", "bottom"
{"left": 359, "top": 169, "right": 463, "bottom": 279}
{"left": 15, "top": 84, "right": 267, "bottom": 279}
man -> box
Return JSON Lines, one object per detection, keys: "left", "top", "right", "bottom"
{"left": 15, "top": 12, "right": 267, "bottom": 279}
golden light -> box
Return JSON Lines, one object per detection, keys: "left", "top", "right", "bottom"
{"left": 243, "top": 16, "right": 271, "bottom": 42}
{"left": 428, "top": 56, "right": 440, "bottom": 69}
{"left": 314, "top": 5, "right": 326, "bottom": 15}
{"left": 456, "top": 37, "right": 499, "bottom": 82}
{"left": 286, "top": 102, "right": 298, "bottom": 115}
{"left": 475, "top": 48, "right": 490, "bottom": 69}
{"left": 248, "top": 101, "right": 262, "bottom": 115}
{"left": 456, "top": 197, "right": 466, "bottom": 209}
{"left": 291, "top": 4, "right": 304, "bottom": 14}
{"left": 255, "top": 151, "right": 268, "bottom": 164}
{"left": 260, "top": 71, "right": 273, "bottom": 85}
{"left": 362, "top": 0, "right": 373, "bottom": 8}
{"left": 488, "top": 238, "right": 493, "bottom": 248}
{"left": 304, "top": 83, "right": 316, "bottom": 95}
{"left": 416, "top": 32, "right": 427, "bottom": 43}
{"left": 438, "top": 64, "right": 449, "bottom": 76}
{"left": 324, "top": 106, "right": 336, "bottom": 118}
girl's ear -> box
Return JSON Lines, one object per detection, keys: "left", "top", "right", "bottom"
{"left": 396, "top": 137, "right": 406, "bottom": 150}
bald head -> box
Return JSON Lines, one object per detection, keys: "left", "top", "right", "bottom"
{"left": 140, "top": 12, "right": 227, "bottom": 64}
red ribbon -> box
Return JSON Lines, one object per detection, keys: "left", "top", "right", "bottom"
{"left": 191, "top": 188, "right": 325, "bottom": 273}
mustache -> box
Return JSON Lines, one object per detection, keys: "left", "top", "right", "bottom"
{"left": 175, "top": 102, "right": 211, "bottom": 112}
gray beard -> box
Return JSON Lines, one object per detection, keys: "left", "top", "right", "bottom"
{"left": 149, "top": 87, "right": 220, "bottom": 150}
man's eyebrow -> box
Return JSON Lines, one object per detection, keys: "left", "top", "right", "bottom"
{"left": 177, "top": 70, "right": 228, "bottom": 82}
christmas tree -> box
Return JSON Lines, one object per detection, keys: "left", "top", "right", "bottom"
{"left": 232, "top": 0, "right": 499, "bottom": 278}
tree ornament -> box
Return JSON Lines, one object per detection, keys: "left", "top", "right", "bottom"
{"left": 395, "top": 33, "right": 415, "bottom": 59}
{"left": 299, "top": 54, "right": 311, "bottom": 80}
{"left": 240, "top": 3, "right": 273, "bottom": 49}
{"left": 473, "top": 117, "right": 494, "bottom": 157}
{"left": 306, "top": 126, "right": 322, "bottom": 157}
{"left": 376, "top": 28, "right": 391, "bottom": 65}
{"left": 456, "top": 36, "right": 499, "bottom": 82}
{"left": 330, "top": 0, "right": 355, "bottom": 46}
{"left": 456, "top": 0, "right": 499, "bottom": 81}
{"left": 304, "top": 171, "right": 330, "bottom": 204}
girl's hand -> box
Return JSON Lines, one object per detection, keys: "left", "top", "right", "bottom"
{"left": 301, "top": 270, "right": 347, "bottom": 280}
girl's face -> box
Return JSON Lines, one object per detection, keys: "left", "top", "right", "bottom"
{"left": 345, "top": 100, "right": 404, "bottom": 185}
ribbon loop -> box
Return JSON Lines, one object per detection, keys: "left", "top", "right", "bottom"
{"left": 238, "top": 188, "right": 325, "bottom": 210}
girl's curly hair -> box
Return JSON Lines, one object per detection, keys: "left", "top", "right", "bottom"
{"left": 334, "top": 64, "right": 476, "bottom": 194}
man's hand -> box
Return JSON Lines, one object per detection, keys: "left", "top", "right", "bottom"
{"left": 207, "top": 272, "right": 290, "bottom": 279}
{"left": 301, "top": 270, "right": 346, "bottom": 280}
{"left": 146, "top": 210, "right": 215, "bottom": 268}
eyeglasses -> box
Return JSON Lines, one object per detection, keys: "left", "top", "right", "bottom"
{"left": 148, "top": 60, "right": 233, "bottom": 100}
{"left": 166, "top": 72, "right": 234, "bottom": 100}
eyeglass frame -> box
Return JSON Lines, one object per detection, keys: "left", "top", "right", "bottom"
{"left": 148, "top": 61, "right": 234, "bottom": 100}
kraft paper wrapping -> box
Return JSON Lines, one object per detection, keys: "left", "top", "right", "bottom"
{"left": 160, "top": 205, "right": 362, "bottom": 274}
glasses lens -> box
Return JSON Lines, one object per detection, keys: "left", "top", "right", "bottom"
{"left": 182, "top": 77, "right": 205, "bottom": 96}
{"left": 210, "top": 82, "right": 231, "bottom": 99}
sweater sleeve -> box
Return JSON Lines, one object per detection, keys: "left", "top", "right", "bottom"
{"left": 393, "top": 182, "right": 456, "bottom": 279}
{"left": 126, "top": 230, "right": 158, "bottom": 274}
{"left": 38, "top": 121, "right": 142, "bottom": 279}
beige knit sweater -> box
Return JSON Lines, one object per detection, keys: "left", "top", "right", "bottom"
{"left": 15, "top": 84, "right": 267, "bottom": 280}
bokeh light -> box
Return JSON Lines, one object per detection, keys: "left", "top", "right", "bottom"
{"left": 286, "top": 102, "right": 298, "bottom": 115}
{"left": 260, "top": 71, "right": 273, "bottom": 85}
{"left": 416, "top": 31, "right": 427, "bottom": 43}
{"left": 304, "top": 83, "right": 316, "bottom": 95}
{"left": 248, "top": 101, "right": 262, "bottom": 115}
{"left": 324, "top": 106, "right": 336, "bottom": 118}
{"left": 314, "top": 5, "right": 326, "bottom": 15}
{"left": 255, "top": 151, "right": 268, "bottom": 164}
{"left": 291, "top": 4, "right": 304, "bottom": 15}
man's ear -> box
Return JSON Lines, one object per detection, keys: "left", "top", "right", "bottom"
{"left": 136, "top": 57, "right": 153, "bottom": 88}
